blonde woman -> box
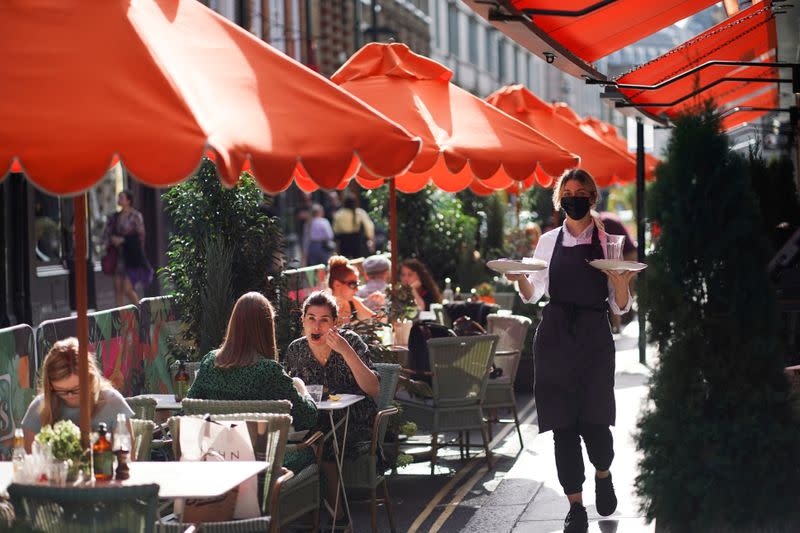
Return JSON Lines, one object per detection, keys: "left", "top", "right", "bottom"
{"left": 21, "top": 337, "right": 133, "bottom": 451}
{"left": 506, "top": 169, "right": 637, "bottom": 533}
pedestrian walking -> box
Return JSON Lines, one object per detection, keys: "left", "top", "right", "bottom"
{"left": 303, "top": 203, "right": 335, "bottom": 266}
{"left": 506, "top": 168, "right": 637, "bottom": 533}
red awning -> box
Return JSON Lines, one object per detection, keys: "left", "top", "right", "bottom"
{"left": 507, "top": 0, "right": 718, "bottom": 63}
{"left": 616, "top": 2, "right": 779, "bottom": 119}
{"left": 720, "top": 89, "right": 779, "bottom": 131}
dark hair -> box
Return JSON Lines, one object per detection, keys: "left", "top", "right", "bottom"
{"left": 216, "top": 292, "right": 278, "bottom": 367}
{"left": 302, "top": 290, "right": 338, "bottom": 320}
{"left": 327, "top": 255, "right": 358, "bottom": 289}
{"left": 119, "top": 189, "right": 134, "bottom": 206}
{"left": 401, "top": 258, "right": 442, "bottom": 304}
{"left": 343, "top": 196, "right": 357, "bottom": 210}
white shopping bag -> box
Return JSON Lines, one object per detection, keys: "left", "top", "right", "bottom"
{"left": 179, "top": 417, "right": 260, "bottom": 519}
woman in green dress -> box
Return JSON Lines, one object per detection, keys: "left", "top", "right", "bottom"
{"left": 188, "top": 291, "right": 318, "bottom": 470}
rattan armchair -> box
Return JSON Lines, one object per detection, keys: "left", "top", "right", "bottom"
{"left": 485, "top": 314, "right": 532, "bottom": 446}
{"left": 131, "top": 418, "right": 157, "bottom": 461}
{"left": 397, "top": 335, "right": 499, "bottom": 474}
{"left": 341, "top": 363, "right": 401, "bottom": 533}
{"left": 180, "top": 398, "right": 292, "bottom": 417}
{"left": 9, "top": 483, "right": 160, "bottom": 533}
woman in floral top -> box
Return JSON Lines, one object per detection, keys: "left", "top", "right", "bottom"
{"left": 283, "top": 290, "right": 379, "bottom": 512}
{"left": 188, "top": 292, "right": 318, "bottom": 432}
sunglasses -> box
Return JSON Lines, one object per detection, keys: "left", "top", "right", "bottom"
{"left": 341, "top": 280, "right": 359, "bottom": 289}
{"left": 52, "top": 386, "right": 80, "bottom": 398}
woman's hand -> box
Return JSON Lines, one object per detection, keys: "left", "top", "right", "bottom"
{"left": 602, "top": 269, "right": 637, "bottom": 288}
{"left": 504, "top": 273, "right": 527, "bottom": 283}
{"left": 325, "top": 328, "right": 351, "bottom": 354}
{"left": 292, "top": 376, "right": 308, "bottom": 397}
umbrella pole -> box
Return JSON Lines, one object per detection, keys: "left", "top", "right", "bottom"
{"left": 74, "top": 194, "right": 91, "bottom": 448}
{"left": 389, "top": 177, "right": 398, "bottom": 287}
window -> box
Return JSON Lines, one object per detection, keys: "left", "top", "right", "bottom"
{"left": 513, "top": 47, "right": 520, "bottom": 82}
{"left": 486, "top": 31, "right": 496, "bottom": 74}
{"left": 468, "top": 17, "right": 479, "bottom": 64}
{"left": 448, "top": 3, "right": 459, "bottom": 56}
{"left": 497, "top": 39, "right": 506, "bottom": 81}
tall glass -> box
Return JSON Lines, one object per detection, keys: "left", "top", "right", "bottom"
{"left": 605, "top": 235, "right": 625, "bottom": 260}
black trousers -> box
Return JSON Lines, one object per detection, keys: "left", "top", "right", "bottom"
{"left": 553, "top": 423, "right": 614, "bottom": 495}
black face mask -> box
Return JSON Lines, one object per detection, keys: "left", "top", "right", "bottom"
{"left": 561, "top": 196, "right": 591, "bottom": 220}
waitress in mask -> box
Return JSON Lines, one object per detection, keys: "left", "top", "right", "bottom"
{"left": 506, "top": 169, "right": 637, "bottom": 533}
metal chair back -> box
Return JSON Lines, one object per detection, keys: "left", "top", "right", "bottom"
{"left": 427, "top": 335, "right": 499, "bottom": 405}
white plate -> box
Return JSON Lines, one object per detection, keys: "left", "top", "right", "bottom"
{"left": 487, "top": 258, "right": 548, "bottom": 274}
{"left": 589, "top": 259, "right": 647, "bottom": 272}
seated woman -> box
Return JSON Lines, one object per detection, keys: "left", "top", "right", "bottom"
{"left": 327, "top": 255, "right": 376, "bottom": 325}
{"left": 283, "top": 291, "right": 380, "bottom": 512}
{"left": 187, "top": 291, "right": 317, "bottom": 432}
{"left": 400, "top": 258, "right": 442, "bottom": 312}
{"left": 21, "top": 337, "right": 134, "bottom": 451}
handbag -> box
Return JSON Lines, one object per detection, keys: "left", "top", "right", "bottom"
{"left": 179, "top": 416, "right": 260, "bottom": 520}
{"left": 100, "top": 245, "right": 118, "bottom": 275}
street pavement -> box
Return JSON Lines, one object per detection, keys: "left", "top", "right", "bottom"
{"left": 345, "top": 321, "right": 656, "bottom": 532}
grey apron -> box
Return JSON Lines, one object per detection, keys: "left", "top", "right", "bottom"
{"left": 532, "top": 226, "right": 616, "bottom": 433}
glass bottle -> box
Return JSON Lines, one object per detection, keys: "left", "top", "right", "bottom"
{"left": 11, "top": 428, "right": 25, "bottom": 477}
{"left": 92, "top": 423, "right": 114, "bottom": 481}
{"left": 112, "top": 414, "right": 131, "bottom": 480}
{"left": 174, "top": 359, "right": 190, "bottom": 401}
{"left": 442, "top": 277, "right": 454, "bottom": 303}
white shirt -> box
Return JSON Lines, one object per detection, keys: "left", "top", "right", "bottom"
{"left": 519, "top": 220, "right": 632, "bottom": 315}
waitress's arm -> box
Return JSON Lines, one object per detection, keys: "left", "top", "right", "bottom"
{"left": 604, "top": 270, "right": 637, "bottom": 313}
{"left": 505, "top": 273, "right": 535, "bottom": 301}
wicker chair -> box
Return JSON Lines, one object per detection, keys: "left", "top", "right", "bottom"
{"left": 127, "top": 396, "right": 158, "bottom": 421}
{"left": 485, "top": 314, "right": 532, "bottom": 446}
{"left": 180, "top": 398, "right": 291, "bottom": 417}
{"left": 397, "top": 335, "right": 499, "bottom": 474}
{"left": 341, "top": 363, "right": 400, "bottom": 533}
{"left": 429, "top": 303, "right": 446, "bottom": 326}
{"left": 168, "top": 413, "right": 294, "bottom": 533}
{"left": 9, "top": 483, "right": 160, "bottom": 533}
{"left": 131, "top": 418, "right": 157, "bottom": 461}
{"left": 493, "top": 292, "right": 517, "bottom": 311}
{"left": 156, "top": 518, "right": 271, "bottom": 532}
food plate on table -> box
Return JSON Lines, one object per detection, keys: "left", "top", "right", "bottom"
{"left": 589, "top": 259, "right": 647, "bottom": 272}
{"left": 487, "top": 258, "right": 548, "bottom": 274}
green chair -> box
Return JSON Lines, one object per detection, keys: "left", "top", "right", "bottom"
{"left": 168, "top": 413, "right": 293, "bottom": 533}
{"left": 342, "top": 363, "right": 401, "bottom": 533}
{"left": 155, "top": 517, "right": 268, "bottom": 532}
{"left": 127, "top": 396, "right": 158, "bottom": 421}
{"left": 9, "top": 482, "right": 160, "bottom": 533}
{"left": 484, "top": 314, "right": 532, "bottom": 446}
{"left": 180, "top": 399, "right": 291, "bottom": 417}
{"left": 397, "top": 335, "right": 499, "bottom": 475}
{"left": 131, "top": 418, "right": 157, "bottom": 461}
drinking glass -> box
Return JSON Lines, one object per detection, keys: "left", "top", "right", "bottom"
{"left": 605, "top": 235, "right": 625, "bottom": 260}
{"left": 307, "top": 384, "right": 324, "bottom": 403}
{"left": 49, "top": 460, "right": 69, "bottom": 486}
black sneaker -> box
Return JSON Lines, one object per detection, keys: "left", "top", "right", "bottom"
{"left": 595, "top": 473, "right": 618, "bottom": 516}
{"left": 564, "top": 501, "right": 588, "bottom": 533}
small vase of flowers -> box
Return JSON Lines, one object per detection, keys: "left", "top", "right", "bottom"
{"left": 35, "top": 420, "right": 86, "bottom": 481}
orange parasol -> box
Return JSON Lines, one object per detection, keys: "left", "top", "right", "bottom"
{"left": 487, "top": 85, "right": 637, "bottom": 187}
{"left": 327, "top": 44, "right": 579, "bottom": 281}
{"left": 0, "top": 0, "right": 421, "bottom": 444}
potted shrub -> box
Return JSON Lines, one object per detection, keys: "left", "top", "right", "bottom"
{"left": 473, "top": 282, "right": 495, "bottom": 304}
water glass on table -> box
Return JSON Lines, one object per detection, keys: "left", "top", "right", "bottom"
{"left": 307, "top": 384, "right": 324, "bottom": 403}
{"left": 605, "top": 234, "right": 625, "bottom": 260}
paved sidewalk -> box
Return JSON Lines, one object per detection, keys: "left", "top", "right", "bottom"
{"left": 463, "top": 322, "right": 657, "bottom": 533}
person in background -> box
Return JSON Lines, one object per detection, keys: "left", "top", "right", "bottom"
{"left": 356, "top": 255, "right": 390, "bottom": 312}
{"left": 283, "top": 291, "right": 379, "bottom": 517}
{"left": 506, "top": 169, "right": 637, "bottom": 533}
{"left": 187, "top": 292, "right": 318, "bottom": 432}
{"left": 333, "top": 195, "right": 375, "bottom": 258}
{"left": 21, "top": 337, "right": 134, "bottom": 452}
{"left": 526, "top": 222, "right": 543, "bottom": 251}
{"left": 303, "top": 203, "right": 335, "bottom": 267}
{"left": 103, "top": 190, "right": 153, "bottom": 306}
{"left": 327, "top": 255, "right": 376, "bottom": 324}
{"left": 400, "top": 258, "right": 442, "bottom": 312}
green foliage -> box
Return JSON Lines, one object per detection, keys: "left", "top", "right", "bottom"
{"left": 160, "top": 158, "right": 284, "bottom": 358}
{"left": 267, "top": 275, "right": 304, "bottom": 357}
{"left": 35, "top": 420, "right": 83, "bottom": 465}
{"left": 636, "top": 108, "right": 800, "bottom": 529}
{"left": 748, "top": 153, "right": 800, "bottom": 253}
{"left": 521, "top": 185, "right": 555, "bottom": 228}
{"left": 198, "top": 237, "right": 234, "bottom": 355}
{"left": 366, "top": 186, "right": 483, "bottom": 287}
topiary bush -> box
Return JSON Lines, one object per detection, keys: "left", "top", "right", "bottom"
{"left": 161, "top": 158, "right": 284, "bottom": 358}
{"left": 636, "top": 108, "right": 800, "bottom": 531}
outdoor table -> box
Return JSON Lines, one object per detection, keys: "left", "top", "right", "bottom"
{"left": 0, "top": 461, "right": 267, "bottom": 521}
{"left": 315, "top": 393, "right": 364, "bottom": 533}
{"left": 135, "top": 393, "right": 183, "bottom": 411}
